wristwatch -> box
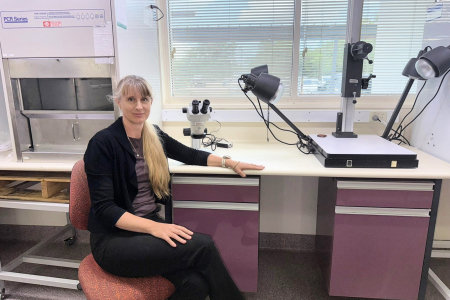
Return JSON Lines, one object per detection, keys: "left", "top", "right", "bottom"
{"left": 222, "top": 155, "right": 231, "bottom": 168}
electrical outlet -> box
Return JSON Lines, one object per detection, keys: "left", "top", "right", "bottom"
{"left": 369, "top": 111, "right": 388, "bottom": 122}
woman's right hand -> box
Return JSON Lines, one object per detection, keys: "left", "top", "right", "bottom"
{"left": 148, "top": 222, "right": 194, "bottom": 247}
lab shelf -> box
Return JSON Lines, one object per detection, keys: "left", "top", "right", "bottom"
{"left": 0, "top": 171, "right": 70, "bottom": 203}
{"left": 0, "top": 170, "right": 78, "bottom": 296}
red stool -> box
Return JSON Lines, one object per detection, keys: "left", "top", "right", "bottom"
{"left": 70, "top": 160, "right": 175, "bottom": 300}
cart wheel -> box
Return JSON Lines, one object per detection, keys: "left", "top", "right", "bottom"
{"left": 1, "top": 287, "right": 6, "bottom": 299}
{"left": 64, "top": 236, "right": 77, "bottom": 246}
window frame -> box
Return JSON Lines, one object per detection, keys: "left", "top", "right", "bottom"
{"left": 157, "top": 0, "right": 416, "bottom": 110}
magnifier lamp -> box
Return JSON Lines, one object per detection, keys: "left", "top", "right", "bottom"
{"left": 241, "top": 65, "right": 285, "bottom": 105}
{"left": 240, "top": 65, "right": 312, "bottom": 146}
{"left": 415, "top": 46, "right": 450, "bottom": 79}
{"left": 382, "top": 45, "right": 450, "bottom": 139}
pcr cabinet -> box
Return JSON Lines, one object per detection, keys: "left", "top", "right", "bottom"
{"left": 316, "top": 177, "right": 435, "bottom": 300}
{"left": 171, "top": 175, "right": 260, "bottom": 292}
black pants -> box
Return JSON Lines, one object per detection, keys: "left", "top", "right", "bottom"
{"left": 90, "top": 212, "right": 245, "bottom": 300}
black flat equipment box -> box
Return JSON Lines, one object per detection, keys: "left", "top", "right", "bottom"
{"left": 310, "top": 134, "right": 418, "bottom": 168}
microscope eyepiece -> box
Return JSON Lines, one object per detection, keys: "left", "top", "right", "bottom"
{"left": 200, "top": 99, "right": 210, "bottom": 114}
{"left": 192, "top": 100, "right": 200, "bottom": 114}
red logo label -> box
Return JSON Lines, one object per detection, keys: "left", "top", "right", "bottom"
{"left": 43, "top": 21, "right": 61, "bottom": 27}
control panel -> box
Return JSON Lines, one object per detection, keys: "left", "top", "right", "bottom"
{"left": 0, "top": 0, "right": 113, "bottom": 58}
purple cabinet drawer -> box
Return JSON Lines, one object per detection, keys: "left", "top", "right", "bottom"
{"left": 336, "top": 180, "right": 434, "bottom": 209}
{"left": 329, "top": 212, "right": 429, "bottom": 300}
{"left": 172, "top": 176, "right": 260, "bottom": 203}
{"left": 173, "top": 206, "right": 259, "bottom": 292}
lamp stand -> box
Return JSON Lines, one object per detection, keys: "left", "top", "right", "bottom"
{"left": 267, "top": 102, "right": 308, "bottom": 140}
{"left": 381, "top": 78, "right": 415, "bottom": 139}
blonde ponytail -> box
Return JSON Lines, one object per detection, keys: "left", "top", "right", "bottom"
{"left": 142, "top": 122, "right": 171, "bottom": 199}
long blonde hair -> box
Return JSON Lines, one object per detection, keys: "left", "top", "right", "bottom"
{"left": 114, "top": 75, "right": 171, "bottom": 199}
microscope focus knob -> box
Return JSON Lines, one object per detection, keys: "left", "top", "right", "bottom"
{"left": 182, "top": 107, "right": 188, "bottom": 113}
{"left": 183, "top": 128, "right": 191, "bottom": 136}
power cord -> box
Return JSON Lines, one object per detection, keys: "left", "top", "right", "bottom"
{"left": 375, "top": 116, "right": 411, "bottom": 145}
{"left": 389, "top": 81, "right": 427, "bottom": 143}
{"left": 201, "top": 119, "right": 231, "bottom": 151}
{"left": 238, "top": 78, "right": 314, "bottom": 154}
{"left": 150, "top": 5, "right": 164, "bottom": 21}
{"left": 238, "top": 79, "right": 297, "bottom": 146}
{"left": 389, "top": 69, "right": 450, "bottom": 144}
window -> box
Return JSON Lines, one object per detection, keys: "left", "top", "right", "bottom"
{"left": 161, "top": 0, "right": 433, "bottom": 104}
{"left": 167, "top": 0, "right": 295, "bottom": 98}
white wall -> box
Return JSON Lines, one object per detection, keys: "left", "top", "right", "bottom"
{"left": 0, "top": 210, "right": 67, "bottom": 226}
{"left": 115, "top": 0, "right": 163, "bottom": 126}
{"left": 0, "top": 72, "right": 10, "bottom": 146}
{"left": 260, "top": 175, "right": 318, "bottom": 234}
{"left": 435, "top": 180, "right": 450, "bottom": 240}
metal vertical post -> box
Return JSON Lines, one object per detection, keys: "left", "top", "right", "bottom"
{"left": 418, "top": 179, "right": 442, "bottom": 300}
{"left": 1, "top": 59, "right": 22, "bottom": 161}
{"left": 0, "top": 257, "right": 5, "bottom": 298}
{"left": 340, "top": 0, "right": 364, "bottom": 133}
{"left": 66, "top": 213, "right": 77, "bottom": 238}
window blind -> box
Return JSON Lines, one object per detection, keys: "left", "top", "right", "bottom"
{"left": 298, "top": 0, "right": 348, "bottom": 95}
{"left": 298, "top": 0, "right": 431, "bottom": 95}
{"left": 167, "top": 0, "right": 295, "bottom": 97}
{"left": 360, "top": 0, "right": 430, "bottom": 94}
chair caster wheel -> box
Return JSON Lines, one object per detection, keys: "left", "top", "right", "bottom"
{"left": 64, "top": 236, "right": 77, "bottom": 246}
{"left": 77, "top": 283, "right": 82, "bottom": 291}
{"left": 1, "top": 287, "right": 6, "bottom": 299}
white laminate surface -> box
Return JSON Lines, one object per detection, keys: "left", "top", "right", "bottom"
{"left": 311, "top": 134, "right": 417, "bottom": 155}
{"left": 0, "top": 142, "right": 450, "bottom": 179}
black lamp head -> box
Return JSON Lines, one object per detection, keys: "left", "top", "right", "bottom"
{"left": 251, "top": 65, "right": 269, "bottom": 76}
{"left": 242, "top": 66, "right": 284, "bottom": 104}
{"left": 402, "top": 58, "right": 425, "bottom": 80}
{"left": 415, "top": 46, "right": 450, "bottom": 79}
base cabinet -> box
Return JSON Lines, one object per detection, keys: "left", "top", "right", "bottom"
{"left": 316, "top": 178, "right": 434, "bottom": 300}
{"left": 171, "top": 175, "right": 260, "bottom": 292}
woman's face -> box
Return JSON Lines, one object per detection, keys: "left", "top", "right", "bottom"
{"left": 116, "top": 88, "right": 152, "bottom": 126}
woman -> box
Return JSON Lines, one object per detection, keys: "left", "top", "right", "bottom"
{"left": 84, "top": 75, "right": 264, "bottom": 300}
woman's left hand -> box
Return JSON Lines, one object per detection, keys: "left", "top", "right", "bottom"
{"left": 226, "top": 160, "right": 265, "bottom": 177}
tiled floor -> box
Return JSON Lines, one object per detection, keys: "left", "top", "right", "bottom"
{"left": 0, "top": 239, "right": 447, "bottom": 300}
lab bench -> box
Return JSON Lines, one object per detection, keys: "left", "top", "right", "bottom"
{"left": 0, "top": 142, "right": 449, "bottom": 299}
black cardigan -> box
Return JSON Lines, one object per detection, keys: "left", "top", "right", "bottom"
{"left": 84, "top": 117, "right": 210, "bottom": 233}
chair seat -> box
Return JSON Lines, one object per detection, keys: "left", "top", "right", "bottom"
{"left": 78, "top": 254, "right": 175, "bottom": 300}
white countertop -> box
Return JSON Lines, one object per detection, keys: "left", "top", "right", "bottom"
{"left": 1, "top": 142, "right": 450, "bottom": 179}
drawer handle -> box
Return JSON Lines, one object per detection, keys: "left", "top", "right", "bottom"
{"left": 335, "top": 206, "right": 430, "bottom": 217}
{"left": 172, "top": 177, "right": 259, "bottom": 186}
{"left": 173, "top": 201, "right": 258, "bottom": 211}
{"left": 337, "top": 181, "right": 434, "bottom": 191}
{"left": 72, "top": 123, "right": 80, "bottom": 141}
